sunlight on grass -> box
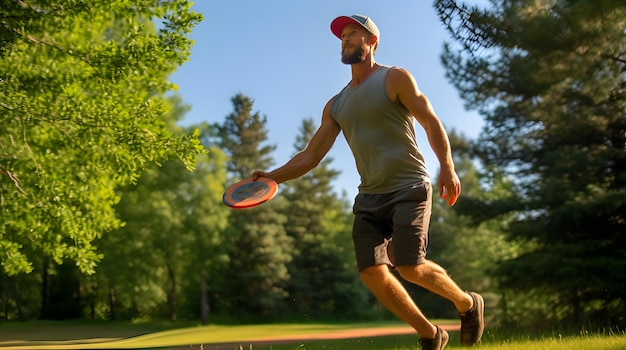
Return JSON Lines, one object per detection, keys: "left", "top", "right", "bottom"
{"left": 0, "top": 322, "right": 416, "bottom": 349}
{"left": 255, "top": 333, "right": 626, "bottom": 350}
{"left": 477, "top": 335, "right": 626, "bottom": 350}
{"left": 0, "top": 322, "right": 624, "bottom": 350}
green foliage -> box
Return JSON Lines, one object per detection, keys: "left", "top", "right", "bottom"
{"left": 435, "top": 0, "right": 626, "bottom": 328}
{"left": 94, "top": 139, "right": 229, "bottom": 321}
{"left": 0, "top": 0, "right": 204, "bottom": 275}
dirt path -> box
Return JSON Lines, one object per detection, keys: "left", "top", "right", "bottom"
{"left": 185, "top": 324, "right": 461, "bottom": 350}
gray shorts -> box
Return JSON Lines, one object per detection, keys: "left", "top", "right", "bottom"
{"left": 352, "top": 182, "right": 432, "bottom": 271}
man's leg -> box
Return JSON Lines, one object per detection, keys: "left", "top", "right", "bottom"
{"left": 395, "top": 260, "right": 473, "bottom": 312}
{"left": 396, "top": 261, "right": 485, "bottom": 347}
{"left": 359, "top": 264, "right": 438, "bottom": 338}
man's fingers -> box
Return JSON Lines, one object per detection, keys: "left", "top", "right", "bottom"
{"left": 447, "top": 192, "right": 458, "bottom": 206}
{"left": 447, "top": 184, "right": 460, "bottom": 206}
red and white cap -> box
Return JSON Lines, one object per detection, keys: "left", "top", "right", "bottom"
{"left": 330, "top": 14, "right": 380, "bottom": 42}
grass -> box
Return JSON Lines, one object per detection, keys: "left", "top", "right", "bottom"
{"left": 0, "top": 320, "right": 624, "bottom": 350}
{"left": 252, "top": 330, "right": 626, "bottom": 350}
{"left": 253, "top": 335, "right": 626, "bottom": 350}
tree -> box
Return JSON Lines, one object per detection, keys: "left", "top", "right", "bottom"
{"left": 0, "top": 0, "right": 205, "bottom": 276}
{"left": 178, "top": 127, "right": 231, "bottom": 324}
{"left": 96, "top": 145, "right": 228, "bottom": 321}
{"left": 435, "top": 0, "right": 626, "bottom": 327}
{"left": 281, "top": 118, "right": 369, "bottom": 320}
{"left": 214, "top": 94, "right": 292, "bottom": 319}
{"left": 216, "top": 94, "right": 276, "bottom": 180}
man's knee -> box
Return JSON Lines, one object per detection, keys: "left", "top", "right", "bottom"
{"left": 395, "top": 264, "right": 423, "bottom": 281}
{"left": 359, "top": 265, "right": 390, "bottom": 286}
{"left": 395, "top": 261, "right": 448, "bottom": 285}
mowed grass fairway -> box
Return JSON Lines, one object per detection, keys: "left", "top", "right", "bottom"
{"left": 0, "top": 321, "right": 624, "bottom": 350}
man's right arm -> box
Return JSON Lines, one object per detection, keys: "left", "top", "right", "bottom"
{"left": 252, "top": 99, "right": 341, "bottom": 184}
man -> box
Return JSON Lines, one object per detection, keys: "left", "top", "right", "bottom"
{"left": 252, "top": 14, "right": 484, "bottom": 350}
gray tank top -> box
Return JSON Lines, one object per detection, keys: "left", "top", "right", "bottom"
{"left": 330, "top": 65, "right": 430, "bottom": 194}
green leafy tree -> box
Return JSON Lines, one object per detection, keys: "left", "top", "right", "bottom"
{"left": 91, "top": 102, "right": 229, "bottom": 321}
{"left": 0, "top": 0, "right": 204, "bottom": 276}
{"left": 90, "top": 145, "right": 228, "bottom": 321}
{"left": 177, "top": 124, "right": 231, "bottom": 324}
{"left": 215, "top": 94, "right": 292, "bottom": 319}
{"left": 435, "top": 0, "right": 626, "bottom": 327}
{"left": 282, "top": 118, "right": 368, "bottom": 320}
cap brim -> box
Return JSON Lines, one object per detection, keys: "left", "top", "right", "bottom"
{"left": 330, "top": 16, "right": 361, "bottom": 39}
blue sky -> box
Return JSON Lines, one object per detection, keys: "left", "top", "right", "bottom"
{"left": 170, "top": 0, "right": 484, "bottom": 200}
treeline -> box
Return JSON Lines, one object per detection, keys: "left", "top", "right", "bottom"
{"left": 1, "top": 0, "right": 624, "bottom": 331}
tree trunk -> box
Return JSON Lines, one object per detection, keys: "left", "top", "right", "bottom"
{"left": 108, "top": 285, "right": 116, "bottom": 320}
{"left": 39, "top": 260, "right": 49, "bottom": 319}
{"left": 167, "top": 262, "right": 177, "bottom": 321}
{"left": 201, "top": 276, "right": 210, "bottom": 325}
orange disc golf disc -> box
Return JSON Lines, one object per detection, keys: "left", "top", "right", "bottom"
{"left": 222, "top": 177, "right": 278, "bottom": 209}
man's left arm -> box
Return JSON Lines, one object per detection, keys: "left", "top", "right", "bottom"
{"left": 388, "top": 67, "right": 461, "bottom": 206}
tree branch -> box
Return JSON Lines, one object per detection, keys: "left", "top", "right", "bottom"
{"left": 0, "top": 169, "right": 25, "bottom": 193}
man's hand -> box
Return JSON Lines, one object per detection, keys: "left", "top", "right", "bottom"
{"left": 251, "top": 170, "right": 271, "bottom": 181}
{"left": 438, "top": 167, "right": 461, "bottom": 206}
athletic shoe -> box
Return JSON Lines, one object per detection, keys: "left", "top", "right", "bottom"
{"left": 419, "top": 326, "right": 449, "bottom": 350}
{"left": 459, "top": 291, "right": 485, "bottom": 346}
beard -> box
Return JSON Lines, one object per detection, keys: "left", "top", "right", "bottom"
{"left": 341, "top": 46, "right": 365, "bottom": 65}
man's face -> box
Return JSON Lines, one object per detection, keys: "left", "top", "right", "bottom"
{"left": 340, "top": 24, "right": 370, "bottom": 65}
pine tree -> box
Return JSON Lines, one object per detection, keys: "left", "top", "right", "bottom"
{"left": 282, "top": 118, "right": 367, "bottom": 319}
{"left": 435, "top": 0, "right": 626, "bottom": 327}
{"left": 215, "top": 94, "right": 292, "bottom": 319}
